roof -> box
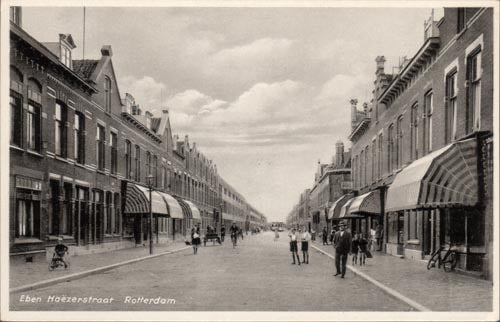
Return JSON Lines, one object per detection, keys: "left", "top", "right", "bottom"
{"left": 72, "top": 60, "right": 99, "bottom": 79}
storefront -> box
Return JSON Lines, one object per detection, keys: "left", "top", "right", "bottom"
{"left": 385, "top": 138, "right": 484, "bottom": 271}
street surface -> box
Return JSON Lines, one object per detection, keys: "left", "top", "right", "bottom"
{"left": 11, "top": 232, "right": 414, "bottom": 311}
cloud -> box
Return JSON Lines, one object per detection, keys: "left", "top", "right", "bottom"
{"left": 119, "top": 75, "right": 167, "bottom": 111}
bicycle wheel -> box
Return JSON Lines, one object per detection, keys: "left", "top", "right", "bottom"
{"left": 427, "top": 250, "right": 440, "bottom": 270}
{"left": 443, "top": 252, "right": 457, "bottom": 272}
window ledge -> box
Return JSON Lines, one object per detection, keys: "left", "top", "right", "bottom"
{"left": 406, "top": 239, "right": 420, "bottom": 245}
{"left": 55, "top": 156, "right": 69, "bottom": 163}
{"left": 26, "top": 149, "right": 44, "bottom": 158}
{"left": 96, "top": 170, "right": 106, "bottom": 175}
{"left": 110, "top": 174, "right": 118, "bottom": 179}
{"left": 14, "top": 237, "right": 43, "bottom": 244}
{"left": 10, "top": 145, "right": 24, "bottom": 152}
{"left": 75, "top": 162, "right": 86, "bottom": 169}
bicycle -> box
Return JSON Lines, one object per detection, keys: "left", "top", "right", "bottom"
{"left": 48, "top": 254, "right": 70, "bottom": 271}
{"left": 427, "top": 243, "right": 458, "bottom": 272}
{"left": 231, "top": 233, "right": 237, "bottom": 248}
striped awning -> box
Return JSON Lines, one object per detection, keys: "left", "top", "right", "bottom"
{"left": 328, "top": 195, "right": 351, "bottom": 220}
{"left": 348, "top": 190, "right": 381, "bottom": 215}
{"left": 338, "top": 198, "right": 363, "bottom": 219}
{"left": 385, "top": 138, "right": 478, "bottom": 212}
{"left": 174, "top": 197, "right": 192, "bottom": 220}
{"left": 124, "top": 184, "right": 168, "bottom": 216}
{"left": 184, "top": 200, "right": 202, "bottom": 220}
{"left": 157, "top": 192, "right": 184, "bottom": 219}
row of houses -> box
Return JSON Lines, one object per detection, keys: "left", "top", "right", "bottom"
{"left": 8, "top": 7, "right": 266, "bottom": 262}
{"left": 287, "top": 7, "right": 494, "bottom": 279}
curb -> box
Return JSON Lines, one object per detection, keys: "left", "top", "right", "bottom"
{"left": 311, "top": 244, "right": 432, "bottom": 312}
{"left": 10, "top": 246, "right": 191, "bottom": 294}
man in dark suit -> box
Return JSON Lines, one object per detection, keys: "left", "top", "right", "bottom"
{"left": 333, "top": 222, "right": 352, "bottom": 278}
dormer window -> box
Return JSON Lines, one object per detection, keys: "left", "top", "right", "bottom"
{"left": 61, "top": 45, "right": 72, "bottom": 68}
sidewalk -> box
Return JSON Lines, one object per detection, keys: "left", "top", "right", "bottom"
{"left": 312, "top": 241, "right": 493, "bottom": 311}
{"left": 10, "top": 241, "right": 189, "bottom": 289}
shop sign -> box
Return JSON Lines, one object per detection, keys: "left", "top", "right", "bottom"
{"left": 16, "top": 176, "right": 42, "bottom": 191}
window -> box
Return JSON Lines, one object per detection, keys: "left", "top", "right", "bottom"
{"left": 387, "top": 124, "right": 394, "bottom": 173}
{"left": 16, "top": 196, "right": 40, "bottom": 238}
{"left": 10, "top": 93, "right": 23, "bottom": 147}
{"left": 96, "top": 125, "right": 106, "bottom": 170}
{"left": 135, "top": 145, "right": 141, "bottom": 182}
{"left": 410, "top": 103, "right": 419, "bottom": 160}
{"left": 110, "top": 132, "right": 117, "bottom": 174}
{"left": 423, "top": 91, "right": 433, "bottom": 154}
{"left": 60, "top": 184, "right": 72, "bottom": 235}
{"left": 26, "top": 81, "right": 42, "bottom": 152}
{"left": 105, "top": 191, "right": 112, "bottom": 235}
{"left": 104, "top": 76, "right": 112, "bottom": 113}
{"left": 377, "top": 133, "right": 383, "bottom": 178}
{"left": 113, "top": 193, "right": 120, "bottom": 234}
{"left": 161, "top": 166, "right": 166, "bottom": 189}
{"left": 49, "top": 180, "right": 60, "bottom": 235}
{"left": 467, "top": 49, "right": 482, "bottom": 133}
{"left": 457, "top": 8, "right": 466, "bottom": 34}
{"left": 55, "top": 102, "right": 68, "bottom": 156}
{"left": 408, "top": 210, "right": 418, "bottom": 241}
{"left": 146, "top": 152, "right": 151, "bottom": 175}
{"left": 75, "top": 187, "right": 88, "bottom": 243}
{"left": 364, "top": 147, "right": 368, "bottom": 186}
{"left": 74, "top": 113, "right": 85, "bottom": 164}
{"left": 396, "top": 116, "right": 403, "bottom": 168}
{"left": 445, "top": 71, "right": 458, "bottom": 144}
{"left": 153, "top": 156, "right": 158, "bottom": 186}
{"left": 125, "top": 140, "right": 132, "bottom": 179}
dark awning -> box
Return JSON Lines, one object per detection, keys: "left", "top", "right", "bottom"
{"left": 338, "top": 198, "right": 363, "bottom": 219}
{"left": 385, "top": 138, "right": 478, "bottom": 212}
{"left": 348, "top": 190, "right": 381, "bottom": 215}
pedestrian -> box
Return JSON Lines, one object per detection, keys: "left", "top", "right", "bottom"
{"left": 288, "top": 228, "right": 301, "bottom": 265}
{"left": 191, "top": 226, "right": 201, "bottom": 255}
{"left": 333, "top": 222, "right": 352, "bottom": 278}
{"left": 322, "top": 226, "right": 328, "bottom": 245}
{"left": 274, "top": 229, "right": 280, "bottom": 242}
{"left": 311, "top": 229, "right": 316, "bottom": 241}
{"left": 221, "top": 225, "right": 226, "bottom": 242}
{"left": 359, "top": 233, "right": 368, "bottom": 266}
{"left": 351, "top": 233, "right": 359, "bottom": 265}
{"left": 375, "top": 224, "right": 383, "bottom": 251}
{"left": 300, "top": 227, "right": 311, "bottom": 264}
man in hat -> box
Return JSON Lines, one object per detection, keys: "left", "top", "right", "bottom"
{"left": 333, "top": 222, "right": 352, "bottom": 278}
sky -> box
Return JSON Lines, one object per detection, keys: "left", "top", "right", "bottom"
{"left": 22, "top": 5, "right": 434, "bottom": 223}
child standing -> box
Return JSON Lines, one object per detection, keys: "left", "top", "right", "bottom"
{"left": 358, "top": 234, "right": 368, "bottom": 266}
{"left": 351, "top": 233, "right": 360, "bottom": 265}
{"left": 300, "top": 227, "right": 311, "bottom": 264}
{"left": 289, "top": 228, "right": 300, "bottom": 265}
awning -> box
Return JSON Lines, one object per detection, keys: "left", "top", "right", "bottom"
{"left": 183, "top": 200, "right": 202, "bottom": 220}
{"left": 174, "top": 197, "right": 192, "bottom": 220}
{"left": 157, "top": 192, "right": 184, "bottom": 219}
{"left": 328, "top": 195, "right": 351, "bottom": 220}
{"left": 338, "top": 198, "right": 363, "bottom": 219}
{"left": 124, "top": 184, "right": 168, "bottom": 216}
{"left": 385, "top": 138, "right": 478, "bottom": 212}
{"left": 348, "top": 190, "right": 381, "bottom": 215}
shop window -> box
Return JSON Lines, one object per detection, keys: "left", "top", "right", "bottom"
{"left": 60, "top": 183, "right": 73, "bottom": 235}
{"left": 15, "top": 195, "right": 40, "bottom": 238}
{"left": 75, "top": 187, "right": 88, "bottom": 243}
{"left": 407, "top": 210, "right": 418, "bottom": 241}
{"left": 105, "top": 191, "right": 112, "bottom": 235}
{"left": 49, "top": 180, "right": 60, "bottom": 235}
{"left": 114, "top": 193, "right": 120, "bottom": 234}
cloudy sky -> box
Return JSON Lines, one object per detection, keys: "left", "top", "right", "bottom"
{"left": 23, "top": 5, "right": 434, "bottom": 222}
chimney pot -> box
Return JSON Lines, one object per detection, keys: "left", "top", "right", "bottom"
{"left": 101, "top": 45, "right": 113, "bottom": 57}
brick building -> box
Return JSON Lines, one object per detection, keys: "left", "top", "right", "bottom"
{"left": 348, "top": 8, "right": 493, "bottom": 278}
{"left": 9, "top": 8, "right": 266, "bottom": 262}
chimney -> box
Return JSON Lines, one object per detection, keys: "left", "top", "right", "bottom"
{"left": 10, "top": 7, "right": 22, "bottom": 27}
{"left": 162, "top": 109, "right": 169, "bottom": 114}
{"left": 335, "top": 140, "right": 344, "bottom": 167}
{"left": 101, "top": 45, "right": 113, "bottom": 57}
{"left": 145, "top": 111, "right": 152, "bottom": 129}
{"left": 375, "top": 56, "right": 386, "bottom": 75}
{"left": 350, "top": 99, "right": 358, "bottom": 130}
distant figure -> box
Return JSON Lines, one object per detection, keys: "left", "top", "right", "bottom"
{"left": 288, "top": 228, "right": 300, "bottom": 265}
{"left": 274, "top": 229, "right": 280, "bottom": 242}
{"left": 322, "top": 227, "right": 328, "bottom": 245}
{"left": 300, "top": 227, "right": 311, "bottom": 264}
{"left": 333, "top": 222, "right": 352, "bottom": 278}
{"left": 221, "top": 225, "right": 226, "bottom": 242}
{"left": 191, "top": 226, "right": 201, "bottom": 255}
{"left": 52, "top": 237, "right": 69, "bottom": 269}
{"left": 375, "top": 224, "right": 383, "bottom": 251}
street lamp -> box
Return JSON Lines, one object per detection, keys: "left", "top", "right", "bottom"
{"left": 146, "top": 174, "right": 154, "bottom": 255}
